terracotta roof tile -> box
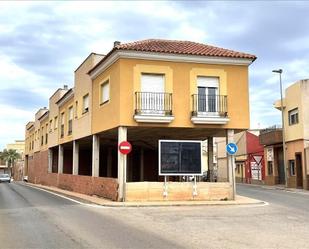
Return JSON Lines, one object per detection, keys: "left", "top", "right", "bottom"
{"left": 89, "top": 39, "right": 256, "bottom": 75}
{"left": 114, "top": 39, "right": 256, "bottom": 59}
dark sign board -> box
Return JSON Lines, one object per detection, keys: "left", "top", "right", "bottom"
{"left": 159, "top": 140, "right": 203, "bottom": 175}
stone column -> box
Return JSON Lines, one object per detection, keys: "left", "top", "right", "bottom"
{"left": 118, "top": 126, "right": 127, "bottom": 201}
{"left": 208, "top": 137, "right": 214, "bottom": 182}
{"left": 92, "top": 135, "right": 100, "bottom": 177}
{"left": 58, "top": 144, "right": 64, "bottom": 174}
{"left": 73, "top": 140, "right": 79, "bottom": 175}
{"left": 48, "top": 149, "right": 53, "bottom": 173}
{"left": 227, "top": 129, "right": 236, "bottom": 200}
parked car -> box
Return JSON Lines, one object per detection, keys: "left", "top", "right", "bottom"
{"left": 0, "top": 174, "right": 11, "bottom": 183}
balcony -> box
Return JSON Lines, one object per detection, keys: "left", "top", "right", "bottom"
{"left": 134, "top": 92, "right": 174, "bottom": 123}
{"left": 191, "top": 94, "right": 229, "bottom": 124}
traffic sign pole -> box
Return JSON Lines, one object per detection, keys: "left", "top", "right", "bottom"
{"left": 226, "top": 130, "right": 237, "bottom": 200}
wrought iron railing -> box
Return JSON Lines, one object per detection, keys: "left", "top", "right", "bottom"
{"left": 135, "top": 92, "right": 173, "bottom": 115}
{"left": 192, "top": 94, "right": 228, "bottom": 117}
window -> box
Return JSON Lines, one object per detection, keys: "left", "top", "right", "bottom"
{"left": 100, "top": 80, "right": 110, "bottom": 104}
{"left": 197, "top": 76, "right": 219, "bottom": 113}
{"left": 75, "top": 101, "right": 78, "bottom": 118}
{"left": 60, "top": 113, "right": 65, "bottom": 138}
{"left": 140, "top": 74, "right": 165, "bottom": 113}
{"left": 45, "top": 124, "right": 48, "bottom": 144}
{"left": 289, "top": 108, "right": 299, "bottom": 125}
{"left": 49, "top": 120, "right": 53, "bottom": 133}
{"left": 41, "top": 127, "right": 44, "bottom": 146}
{"left": 289, "top": 160, "right": 296, "bottom": 176}
{"left": 267, "top": 161, "right": 273, "bottom": 175}
{"left": 68, "top": 106, "right": 73, "bottom": 135}
{"left": 54, "top": 116, "right": 58, "bottom": 130}
{"left": 83, "top": 94, "right": 89, "bottom": 113}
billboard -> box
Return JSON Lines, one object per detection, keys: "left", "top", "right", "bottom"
{"left": 159, "top": 140, "right": 203, "bottom": 176}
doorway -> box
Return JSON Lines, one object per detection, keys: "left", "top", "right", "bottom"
{"left": 296, "top": 153, "right": 303, "bottom": 188}
{"left": 277, "top": 148, "right": 285, "bottom": 184}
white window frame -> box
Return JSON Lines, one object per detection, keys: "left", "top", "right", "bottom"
{"left": 100, "top": 80, "right": 110, "bottom": 105}
{"left": 83, "top": 94, "right": 89, "bottom": 113}
{"left": 288, "top": 108, "right": 299, "bottom": 125}
{"left": 196, "top": 76, "right": 219, "bottom": 116}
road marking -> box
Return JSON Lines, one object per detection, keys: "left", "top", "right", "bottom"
{"left": 23, "top": 183, "right": 110, "bottom": 209}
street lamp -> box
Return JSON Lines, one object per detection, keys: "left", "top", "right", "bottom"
{"left": 272, "top": 69, "right": 288, "bottom": 188}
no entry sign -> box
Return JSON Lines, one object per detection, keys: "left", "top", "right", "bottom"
{"left": 119, "top": 141, "right": 132, "bottom": 155}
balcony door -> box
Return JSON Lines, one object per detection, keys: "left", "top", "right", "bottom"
{"left": 197, "top": 76, "right": 219, "bottom": 115}
{"left": 141, "top": 74, "right": 165, "bottom": 114}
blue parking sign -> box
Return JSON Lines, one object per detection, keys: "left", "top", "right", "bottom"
{"left": 226, "top": 143, "right": 238, "bottom": 155}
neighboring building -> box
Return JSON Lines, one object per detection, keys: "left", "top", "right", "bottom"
{"left": 259, "top": 125, "right": 284, "bottom": 186}
{"left": 24, "top": 39, "right": 256, "bottom": 201}
{"left": 6, "top": 140, "right": 25, "bottom": 155}
{"left": 216, "top": 130, "right": 264, "bottom": 184}
{"left": 0, "top": 140, "right": 25, "bottom": 177}
{"left": 263, "top": 79, "right": 309, "bottom": 190}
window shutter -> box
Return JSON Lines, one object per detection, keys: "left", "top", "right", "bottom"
{"left": 141, "top": 74, "right": 164, "bottom": 92}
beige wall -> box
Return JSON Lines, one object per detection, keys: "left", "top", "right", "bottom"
{"left": 59, "top": 96, "right": 74, "bottom": 144}
{"left": 92, "top": 58, "right": 251, "bottom": 134}
{"left": 283, "top": 82, "right": 303, "bottom": 142}
{"left": 73, "top": 53, "right": 103, "bottom": 140}
{"left": 25, "top": 122, "right": 34, "bottom": 156}
{"left": 33, "top": 108, "right": 48, "bottom": 153}
{"left": 300, "top": 80, "right": 309, "bottom": 140}
{"left": 39, "top": 116, "right": 49, "bottom": 152}
{"left": 48, "top": 88, "right": 69, "bottom": 148}
{"left": 7, "top": 140, "right": 25, "bottom": 155}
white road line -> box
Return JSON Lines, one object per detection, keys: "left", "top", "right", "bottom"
{"left": 23, "top": 183, "right": 110, "bottom": 209}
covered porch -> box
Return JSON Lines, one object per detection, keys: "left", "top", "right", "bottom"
{"left": 48, "top": 126, "right": 236, "bottom": 202}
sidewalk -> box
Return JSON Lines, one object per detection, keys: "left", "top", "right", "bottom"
{"left": 239, "top": 183, "right": 309, "bottom": 195}
{"left": 24, "top": 182, "right": 265, "bottom": 207}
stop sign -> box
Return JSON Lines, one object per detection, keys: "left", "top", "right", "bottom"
{"left": 119, "top": 141, "right": 132, "bottom": 155}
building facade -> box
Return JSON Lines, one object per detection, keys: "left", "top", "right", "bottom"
{"left": 216, "top": 130, "right": 265, "bottom": 184}
{"left": 24, "top": 39, "right": 256, "bottom": 201}
{"left": 262, "top": 80, "right": 309, "bottom": 190}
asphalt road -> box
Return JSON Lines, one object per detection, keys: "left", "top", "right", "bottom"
{"left": 1, "top": 182, "right": 309, "bottom": 249}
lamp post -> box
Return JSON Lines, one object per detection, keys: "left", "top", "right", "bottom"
{"left": 272, "top": 69, "right": 288, "bottom": 188}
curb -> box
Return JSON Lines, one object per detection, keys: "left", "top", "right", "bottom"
{"left": 23, "top": 182, "right": 266, "bottom": 208}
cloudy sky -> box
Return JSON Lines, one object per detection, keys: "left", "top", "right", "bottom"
{"left": 0, "top": 1, "right": 309, "bottom": 149}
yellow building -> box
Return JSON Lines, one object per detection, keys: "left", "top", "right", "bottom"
{"left": 6, "top": 140, "right": 25, "bottom": 155}
{"left": 267, "top": 79, "right": 309, "bottom": 189}
{"left": 24, "top": 39, "right": 256, "bottom": 201}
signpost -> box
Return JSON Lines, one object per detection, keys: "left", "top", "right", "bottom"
{"left": 119, "top": 141, "right": 132, "bottom": 155}
{"left": 226, "top": 143, "right": 238, "bottom": 155}
{"left": 226, "top": 142, "right": 238, "bottom": 200}
{"left": 118, "top": 140, "right": 132, "bottom": 202}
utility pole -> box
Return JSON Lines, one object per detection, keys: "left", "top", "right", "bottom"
{"left": 272, "top": 69, "right": 288, "bottom": 188}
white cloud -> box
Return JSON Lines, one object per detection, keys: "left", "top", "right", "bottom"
{"left": 0, "top": 1, "right": 309, "bottom": 148}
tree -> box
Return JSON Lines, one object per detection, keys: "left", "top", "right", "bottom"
{"left": 0, "top": 149, "right": 21, "bottom": 176}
